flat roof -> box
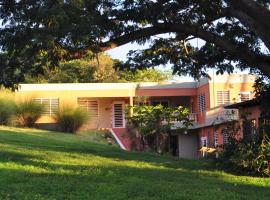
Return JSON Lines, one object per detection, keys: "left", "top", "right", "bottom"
{"left": 18, "top": 81, "right": 197, "bottom": 91}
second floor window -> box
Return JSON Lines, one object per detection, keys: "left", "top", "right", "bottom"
{"left": 217, "top": 91, "right": 230, "bottom": 106}
{"left": 198, "top": 93, "right": 206, "bottom": 112}
{"left": 239, "top": 92, "right": 252, "bottom": 102}
{"left": 33, "top": 98, "right": 59, "bottom": 115}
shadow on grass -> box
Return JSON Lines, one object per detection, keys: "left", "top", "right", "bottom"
{"left": 1, "top": 128, "right": 270, "bottom": 199}
{"left": 0, "top": 157, "right": 269, "bottom": 200}
{"left": 0, "top": 129, "right": 212, "bottom": 172}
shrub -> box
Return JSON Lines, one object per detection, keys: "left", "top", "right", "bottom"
{"left": 16, "top": 99, "right": 44, "bottom": 127}
{"left": 254, "top": 136, "right": 270, "bottom": 176}
{"left": 54, "top": 106, "right": 88, "bottom": 133}
{"left": 0, "top": 98, "right": 17, "bottom": 125}
{"left": 217, "top": 134, "right": 270, "bottom": 177}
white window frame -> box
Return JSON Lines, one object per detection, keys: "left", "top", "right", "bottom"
{"left": 238, "top": 92, "right": 252, "bottom": 102}
{"left": 214, "top": 131, "right": 218, "bottom": 147}
{"left": 112, "top": 101, "right": 125, "bottom": 128}
{"left": 217, "top": 91, "right": 230, "bottom": 106}
{"left": 201, "top": 136, "right": 208, "bottom": 147}
{"left": 222, "top": 129, "right": 229, "bottom": 144}
{"left": 33, "top": 98, "right": 59, "bottom": 116}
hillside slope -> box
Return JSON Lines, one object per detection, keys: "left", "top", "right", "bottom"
{"left": 0, "top": 127, "right": 269, "bottom": 200}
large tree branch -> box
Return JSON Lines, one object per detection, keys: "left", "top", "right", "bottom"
{"left": 97, "top": 23, "right": 270, "bottom": 76}
{"left": 228, "top": 0, "right": 270, "bottom": 50}
{"left": 99, "top": 27, "right": 168, "bottom": 51}
{"left": 164, "top": 24, "right": 270, "bottom": 76}
{"left": 230, "top": 0, "right": 270, "bottom": 30}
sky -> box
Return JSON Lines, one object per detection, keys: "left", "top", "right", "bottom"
{"left": 106, "top": 42, "right": 196, "bottom": 82}
{"left": 106, "top": 40, "right": 250, "bottom": 82}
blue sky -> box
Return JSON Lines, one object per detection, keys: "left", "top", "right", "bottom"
{"left": 106, "top": 43, "right": 196, "bottom": 82}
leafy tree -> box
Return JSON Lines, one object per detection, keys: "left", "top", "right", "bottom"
{"left": 25, "top": 53, "right": 119, "bottom": 83}
{"left": 1, "top": 0, "right": 270, "bottom": 87}
{"left": 24, "top": 53, "right": 170, "bottom": 83}
{"left": 126, "top": 104, "right": 192, "bottom": 153}
{"left": 118, "top": 68, "right": 172, "bottom": 82}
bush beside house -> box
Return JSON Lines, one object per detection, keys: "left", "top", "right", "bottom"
{"left": 0, "top": 97, "right": 17, "bottom": 125}
{"left": 16, "top": 99, "right": 44, "bottom": 127}
{"left": 53, "top": 106, "right": 89, "bottom": 133}
{"left": 217, "top": 134, "right": 270, "bottom": 177}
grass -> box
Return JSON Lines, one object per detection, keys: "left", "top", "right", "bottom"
{"left": 0, "top": 126, "right": 269, "bottom": 200}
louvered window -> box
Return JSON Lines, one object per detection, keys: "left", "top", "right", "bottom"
{"left": 198, "top": 93, "right": 206, "bottom": 112}
{"left": 222, "top": 129, "right": 229, "bottom": 144}
{"left": 77, "top": 98, "right": 98, "bottom": 117}
{"left": 33, "top": 98, "right": 59, "bottom": 115}
{"left": 217, "top": 91, "right": 230, "bottom": 105}
{"left": 214, "top": 131, "right": 218, "bottom": 147}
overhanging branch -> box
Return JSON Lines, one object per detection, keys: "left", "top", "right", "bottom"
{"left": 102, "top": 23, "right": 270, "bottom": 75}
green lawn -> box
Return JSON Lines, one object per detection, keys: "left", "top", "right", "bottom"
{"left": 0, "top": 127, "right": 269, "bottom": 200}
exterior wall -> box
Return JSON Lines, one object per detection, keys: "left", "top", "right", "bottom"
{"left": 209, "top": 82, "right": 254, "bottom": 108}
{"left": 15, "top": 90, "right": 129, "bottom": 129}
{"left": 14, "top": 74, "right": 257, "bottom": 153}
{"left": 195, "top": 74, "right": 256, "bottom": 151}
{"left": 82, "top": 97, "right": 129, "bottom": 129}
{"left": 196, "top": 83, "right": 211, "bottom": 124}
{"left": 198, "top": 124, "right": 235, "bottom": 148}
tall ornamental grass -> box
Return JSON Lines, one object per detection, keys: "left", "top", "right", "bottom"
{"left": 54, "top": 106, "right": 89, "bottom": 133}
{"left": 0, "top": 97, "right": 17, "bottom": 125}
{"left": 16, "top": 99, "right": 44, "bottom": 127}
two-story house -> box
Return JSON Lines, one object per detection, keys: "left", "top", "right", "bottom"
{"left": 15, "top": 74, "right": 256, "bottom": 158}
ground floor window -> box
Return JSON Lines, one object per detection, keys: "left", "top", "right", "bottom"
{"left": 33, "top": 98, "right": 59, "bottom": 115}
{"left": 201, "top": 136, "right": 208, "bottom": 147}
{"left": 77, "top": 98, "right": 99, "bottom": 117}
{"left": 214, "top": 131, "right": 218, "bottom": 147}
{"left": 222, "top": 129, "right": 229, "bottom": 144}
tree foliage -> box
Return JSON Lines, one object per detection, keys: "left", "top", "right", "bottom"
{"left": 118, "top": 68, "right": 172, "bottom": 82}
{"left": 25, "top": 53, "right": 119, "bottom": 83}
{"left": 126, "top": 104, "right": 192, "bottom": 153}
{"left": 24, "top": 53, "right": 170, "bottom": 83}
{"left": 1, "top": 0, "right": 270, "bottom": 87}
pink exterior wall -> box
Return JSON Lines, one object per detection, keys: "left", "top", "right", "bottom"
{"left": 196, "top": 83, "right": 210, "bottom": 124}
